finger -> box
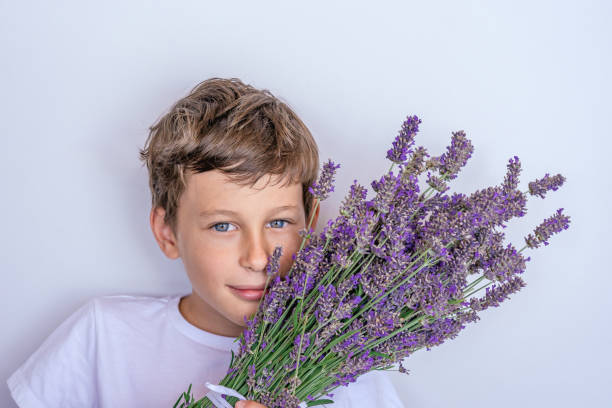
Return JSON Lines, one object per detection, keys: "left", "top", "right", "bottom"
{"left": 235, "top": 400, "right": 267, "bottom": 408}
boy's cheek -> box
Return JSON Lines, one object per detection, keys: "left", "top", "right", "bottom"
{"left": 280, "top": 250, "right": 299, "bottom": 276}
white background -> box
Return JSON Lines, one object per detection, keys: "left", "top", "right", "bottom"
{"left": 1, "top": 0, "right": 610, "bottom": 406}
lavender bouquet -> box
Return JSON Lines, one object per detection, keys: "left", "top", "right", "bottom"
{"left": 174, "top": 115, "right": 570, "bottom": 408}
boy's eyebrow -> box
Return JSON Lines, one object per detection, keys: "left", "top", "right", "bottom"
{"left": 199, "top": 205, "right": 299, "bottom": 218}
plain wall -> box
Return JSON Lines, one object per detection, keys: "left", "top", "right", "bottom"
{"left": 1, "top": 0, "right": 610, "bottom": 406}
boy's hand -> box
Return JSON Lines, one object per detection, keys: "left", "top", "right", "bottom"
{"left": 235, "top": 401, "right": 268, "bottom": 408}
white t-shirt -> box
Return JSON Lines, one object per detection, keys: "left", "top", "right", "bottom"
{"left": 7, "top": 294, "right": 405, "bottom": 408}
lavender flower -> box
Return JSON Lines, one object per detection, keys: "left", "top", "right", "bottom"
{"left": 261, "top": 275, "right": 292, "bottom": 324}
{"left": 331, "top": 295, "right": 361, "bottom": 320}
{"left": 290, "top": 270, "right": 316, "bottom": 299}
{"left": 359, "top": 260, "right": 396, "bottom": 299}
{"left": 239, "top": 315, "right": 259, "bottom": 356}
{"left": 502, "top": 156, "right": 522, "bottom": 193}
{"left": 253, "top": 366, "right": 275, "bottom": 394}
{"left": 464, "top": 185, "right": 528, "bottom": 231}
{"left": 354, "top": 209, "right": 378, "bottom": 254}
{"left": 326, "top": 218, "right": 357, "bottom": 268}
{"left": 313, "top": 320, "right": 343, "bottom": 350}
{"left": 425, "top": 172, "right": 450, "bottom": 193}
{"left": 291, "top": 240, "right": 323, "bottom": 279}
{"left": 386, "top": 115, "right": 421, "bottom": 163}
{"left": 364, "top": 303, "right": 400, "bottom": 338}
{"left": 177, "top": 114, "right": 571, "bottom": 408}
{"left": 437, "top": 130, "right": 474, "bottom": 180}
{"left": 289, "top": 333, "right": 311, "bottom": 366}
{"left": 524, "top": 208, "right": 571, "bottom": 248}
{"left": 339, "top": 180, "right": 368, "bottom": 218}
{"left": 402, "top": 146, "right": 429, "bottom": 176}
{"left": 331, "top": 319, "right": 365, "bottom": 356}
{"left": 467, "top": 275, "right": 526, "bottom": 311}
{"left": 528, "top": 173, "right": 566, "bottom": 199}
{"left": 378, "top": 208, "right": 414, "bottom": 271}
{"left": 309, "top": 159, "right": 340, "bottom": 200}
{"left": 246, "top": 363, "right": 257, "bottom": 393}
{"left": 481, "top": 242, "right": 529, "bottom": 282}
{"left": 421, "top": 315, "right": 467, "bottom": 350}
{"left": 314, "top": 284, "right": 337, "bottom": 324}
{"left": 335, "top": 349, "right": 375, "bottom": 382}
{"left": 265, "top": 246, "right": 283, "bottom": 277}
{"left": 371, "top": 172, "right": 403, "bottom": 213}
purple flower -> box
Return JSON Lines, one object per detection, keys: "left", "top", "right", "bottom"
{"left": 265, "top": 246, "right": 283, "bottom": 276}
{"left": 436, "top": 130, "right": 474, "bottom": 180}
{"left": 359, "top": 260, "right": 395, "bottom": 299}
{"left": 309, "top": 159, "right": 340, "bottom": 200}
{"left": 528, "top": 173, "right": 566, "bottom": 199}
{"left": 331, "top": 298, "right": 356, "bottom": 320}
{"left": 313, "top": 320, "right": 343, "bottom": 349}
{"left": 239, "top": 315, "right": 259, "bottom": 355}
{"left": 294, "top": 332, "right": 311, "bottom": 349}
{"left": 335, "top": 349, "right": 375, "bottom": 380}
{"left": 524, "top": 208, "right": 571, "bottom": 249}
{"left": 325, "top": 217, "right": 358, "bottom": 268}
{"left": 502, "top": 156, "right": 522, "bottom": 193}
{"left": 332, "top": 373, "right": 357, "bottom": 387}
{"left": 421, "top": 316, "right": 465, "bottom": 349}
{"left": 464, "top": 186, "right": 528, "bottom": 231}
{"left": 331, "top": 321, "right": 365, "bottom": 356}
{"left": 386, "top": 115, "right": 421, "bottom": 163}
{"left": 289, "top": 332, "right": 312, "bottom": 366}
{"left": 364, "top": 305, "right": 399, "bottom": 338}
{"left": 481, "top": 242, "right": 529, "bottom": 282}
{"left": 371, "top": 172, "right": 403, "bottom": 213}
{"left": 261, "top": 275, "right": 292, "bottom": 324}
{"left": 314, "top": 284, "right": 337, "bottom": 324}
{"left": 468, "top": 276, "right": 526, "bottom": 311}
{"left": 246, "top": 363, "right": 257, "bottom": 394}
{"left": 292, "top": 241, "right": 324, "bottom": 280}
{"left": 354, "top": 209, "right": 378, "bottom": 254}
{"left": 290, "top": 270, "right": 317, "bottom": 299}
{"left": 192, "top": 114, "right": 572, "bottom": 408}
{"left": 340, "top": 180, "right": 368, "bottom": 217}
{"left": 403, "top": 146, "right": 430, "bottom": 176}
{"left": 425, "top": 172, "right": 449, "bottom": 193}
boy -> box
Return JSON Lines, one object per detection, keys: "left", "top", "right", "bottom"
{"left": 7, "top": 78, "right": 404, "bottom": 407}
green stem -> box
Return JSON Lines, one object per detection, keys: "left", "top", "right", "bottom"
{"left": 290, "top": 198, "right": 323, "bottom": 393}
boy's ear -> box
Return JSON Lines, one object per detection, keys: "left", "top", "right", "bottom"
{"left": 150, "top": 207, "right": 180, "bottom": 259}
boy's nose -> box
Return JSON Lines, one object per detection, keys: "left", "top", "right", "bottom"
{"left": 240, "top": 231, "right": 270, "bottom": 272}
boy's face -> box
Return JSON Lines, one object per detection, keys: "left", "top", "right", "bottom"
{"left": 150, "top": 169, "right": 319, "bottom": 338}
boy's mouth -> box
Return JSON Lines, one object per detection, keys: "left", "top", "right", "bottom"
{"left": 228, "top": 285, "right": 270, "bottom": 301}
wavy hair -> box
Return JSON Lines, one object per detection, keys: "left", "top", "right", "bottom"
{"left": 139, "top": 77, "right": 319, "bottom": 235}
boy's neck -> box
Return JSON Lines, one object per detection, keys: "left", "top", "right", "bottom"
{"left": 178, "top": 293, "right": 244, "bottom": 338}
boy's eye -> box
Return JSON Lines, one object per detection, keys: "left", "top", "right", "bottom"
{"left": 268, "top": 219, "right": 288, "bottom": 229}
{"left": 210, "top": 220, "right": 289, "bottom": 232}
{"left": 212, "top": 223, "right": 236, "bottom": 232}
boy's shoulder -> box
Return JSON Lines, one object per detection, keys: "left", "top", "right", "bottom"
{"left": 7, "top": 294, "right": 188, "bottom": 407}
{"left": 88, "top": 293, "right": 180, "bottom": 329}
{"left": 90, "top": 293, "right": 176, "bottom": 312}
